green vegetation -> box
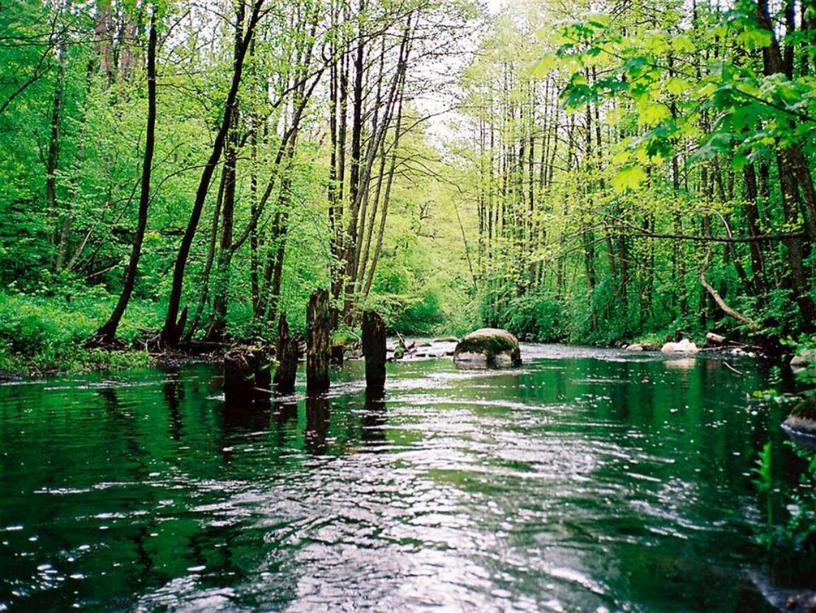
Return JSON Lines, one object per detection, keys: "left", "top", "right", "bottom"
{"left": 0, "top": 291, "right": 152, "bottom": 375}
{"left": 754, "top": 440, "right": 816, "bottom": 554}
{"left": 2, "top": 0, "right": 816, "bottom": 373}
{"left": 456, "top": 0, "right": 816, "bottom": 345}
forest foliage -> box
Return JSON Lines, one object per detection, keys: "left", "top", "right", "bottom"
{"left": 1, "top": 0, "right": 815, "bottom": 371}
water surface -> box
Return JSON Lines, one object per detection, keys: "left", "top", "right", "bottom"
{"left": 0, "top": 345, "right": 805, "bottom": 611}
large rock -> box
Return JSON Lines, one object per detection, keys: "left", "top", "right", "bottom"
{"left": 661, "top": 338, "right": 699, "bottom": 354}
{"left": 454, "top": 328, "right": 521, "bottom": 368}
{"left": 783, "top": 394, "right": 816, "bottom": 443}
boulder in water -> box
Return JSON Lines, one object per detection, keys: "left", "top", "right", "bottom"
{"left": 783, "top": 394, "right": 816, "bottom": 442}
{"left": 661, "top": 338, "right": 699, "bottom": 354}
{"left": 454, "top": 328, "right": 521, "bottom": 368}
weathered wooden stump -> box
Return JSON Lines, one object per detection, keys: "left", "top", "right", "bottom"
{"left": 362, "top": 310, "right": 387, "bottom": 394}
{"left": 330, "top": 343, "right": 345, "bottom": 367}
{"left": 273, "top": 314, "right": 298, "bottom": 395}
{"left": 307, "top": 289, "right": 331, "bottom": 394}
{"left": 223, "top": 345, "right": 271, "bottom": 405}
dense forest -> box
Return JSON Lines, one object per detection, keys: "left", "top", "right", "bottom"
{"left": 1, "top": 0, "right": 815, "bottom": 372}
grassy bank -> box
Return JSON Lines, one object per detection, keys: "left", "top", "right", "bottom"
{"left": 0, "top": 290, "right": 157, "bottom": 377}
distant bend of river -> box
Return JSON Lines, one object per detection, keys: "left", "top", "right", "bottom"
{"left": 0, "top": 344, "right": 808, "bottom": 611}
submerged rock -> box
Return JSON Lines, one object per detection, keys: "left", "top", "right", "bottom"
{"left": 661, "top": 339, "right": 700, "bottom": 354}
{"left": 454, "top": 328, "right": 521, "bottom": 368}
{"left": 750, "top": 569, "right": 816, "bottom": 613}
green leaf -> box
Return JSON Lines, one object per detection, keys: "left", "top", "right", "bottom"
{"left": 638, "top": 102, "right": 671, "bottom": 127}
{"left": 666, "top": 77, "right": 690, "bottom": 96}
{"left": 612, "top": 165, "right": 647, "bottom": 192}
{"left": 737, "top": 26, "right": 772, "bottom": 50}
{"left": 672, "top": 36, "right": 696, "bottom": 54}
{"left": 529, "top": 54, "right": 557, "bottom": 78}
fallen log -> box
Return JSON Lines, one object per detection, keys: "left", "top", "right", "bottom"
{"left": 700, "top": 265, "right": 759, "bottom": 332}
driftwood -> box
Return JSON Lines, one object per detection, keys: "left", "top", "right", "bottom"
{"left": 306, "top": 289, "right": 331, "bottom": 394}
{"left": 362, "top": 311, "right": 387, "bottom": 393}
{"left": 392, "top": 330, "right": 416, "bottom": 360}
{"left": 705, "top": 332, "right": 727, "bottom": 346}
{"left": 701, "top": 269, "right": 760, "bottom": 331}
{"left": 273, "top": 314, "right": 298, "bottom": 395}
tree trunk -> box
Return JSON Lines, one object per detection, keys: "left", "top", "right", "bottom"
{"left": 306, "top": 289, "right": 331, "bottom": 394}
{"left": 92, "top": 8, "right": 158, "bottom": 345}
{"left": 160, "top": 0, "right": 264, "bottom": 348}
{"left": 205, "top": 1, "right": 245, "bottom": 342}
{"left": 47, "top": 25, "right": 66, "bottom": 269}
{"left": 273, "top": 314, "right": 298, "bottom": 395}
{"left": 224, "top": 345, "right": 271, "bottom": 405}
{"left": 362, "top": 310, "right": 386, "bottom": 394}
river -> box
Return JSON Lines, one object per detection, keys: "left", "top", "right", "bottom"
{"left": 0, "top": 344, "right": 809, "bottom": 611}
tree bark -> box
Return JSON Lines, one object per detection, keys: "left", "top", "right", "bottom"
{"left": 362, "top": 310, "right": 386, "bottom": 394}
{"left": 273, "top": 314, "right": 298, "bottom": 395}
{"left": 306, "top": 289, "right": 331, "bottom": 394}
{"left": 206, "top": 1, "right": 246, "bottom": 342}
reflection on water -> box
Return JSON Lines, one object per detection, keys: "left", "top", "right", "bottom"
{"left": 0, "top": 347, "right": 807, "bottom": 611}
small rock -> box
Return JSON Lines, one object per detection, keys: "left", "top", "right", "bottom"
{"left": 626, "top": 344, "right": 644, "bottom": 352}
{"left": 785, "top": 593, "right": 816, "bottom": 612}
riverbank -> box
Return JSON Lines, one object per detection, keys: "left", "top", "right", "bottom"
{"left": 0, "top": 289, "right": 803, "bottom": 379}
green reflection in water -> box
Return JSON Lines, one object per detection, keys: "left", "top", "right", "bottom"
{"left": 0, "top": 350, "right": 808, "bottom": 611}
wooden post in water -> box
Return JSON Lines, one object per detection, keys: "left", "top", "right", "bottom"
{"left": 306, "top": 289, "right": 331, "bottom": 394}
{"left": 362, "top": 310, "right": 386, "bottom": 394}
{"left": 273, "top": 314, "right": 298, "bottom": 395}
{"left": 223, "top": 345, "right": 270, "bottom": 405}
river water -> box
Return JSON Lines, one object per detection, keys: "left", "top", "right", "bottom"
{"left": 0, "top": 345, "right": 810, "bottom": 611}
